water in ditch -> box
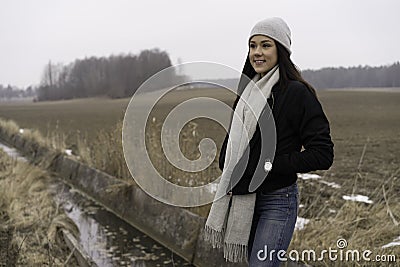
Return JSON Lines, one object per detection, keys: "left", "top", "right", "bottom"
{"left": 51, "top": 182, "right": 192, "bottom": 267}
{"left": 0, "top": 142, "right": 192, "bottom": 266}
{"left": 0, "top": 142, "right": 28, "bottom": 162}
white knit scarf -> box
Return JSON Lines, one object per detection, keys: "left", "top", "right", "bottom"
{"left": 204, "top": 65, "right": 279, "bottom": 262}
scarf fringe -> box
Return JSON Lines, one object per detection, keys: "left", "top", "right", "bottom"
{"left": 204, "top": 225, "right": 224, "bottom": 249}
{"left": 204, "top": 226, "right": 248, "bottom": 263}
{"left": 224, "top": 242, "right": 248, "bottom": 263}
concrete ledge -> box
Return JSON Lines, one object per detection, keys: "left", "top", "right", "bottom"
{"left": 50, "top": 155, "right": 83, "bottom": 182}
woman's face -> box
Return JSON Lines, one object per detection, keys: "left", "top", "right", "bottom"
{"left": 249, "top": 35, "right": 278, "bottom": 77}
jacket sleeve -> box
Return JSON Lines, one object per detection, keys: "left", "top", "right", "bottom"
{"left": 272, "top": 85, "right": 334, "bottom": 174}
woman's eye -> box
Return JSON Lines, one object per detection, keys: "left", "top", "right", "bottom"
{"left": 263, "top": 43, "right": 271, "bottom": 48}
{"left": 249, "top": 44, "right": 256, "bottom": 49}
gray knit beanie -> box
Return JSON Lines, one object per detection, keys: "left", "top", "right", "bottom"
{"left": 249, "top": 17, "right": 292, "bottom": 54}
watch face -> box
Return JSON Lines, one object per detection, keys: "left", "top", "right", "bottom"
{"left": 264, "top": 160, "right": 273, "bottom": 172}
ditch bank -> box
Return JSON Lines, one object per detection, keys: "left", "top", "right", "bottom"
{"left": 1, "top": 141, "right": 194, "bottom": 266}
{"left": 0, "top": 127, "right": 306, "bottom": 267}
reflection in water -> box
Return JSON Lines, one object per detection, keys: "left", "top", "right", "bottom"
{"left": 52, "top": 181, "right": 192, "bottom": 266}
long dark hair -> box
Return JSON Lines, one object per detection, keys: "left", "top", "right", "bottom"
{"left": 236, "top": 41, "right": 316, "bottom": 99}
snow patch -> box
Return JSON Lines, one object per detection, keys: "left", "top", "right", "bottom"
{"left": 0, "top": 143, "right": 28, "bottom": 162}
{"left": 295, "top": 217, "right": 310, "bottom": 231}
{"left": 65, "top": 149, "right": 73, "bottom": 156}
{"left": 299, "top": 173, "right": 342, "bottom": 189}
{"left": 382, "top": 236, "right": 400, "bottom": 249}
{"left": 342, "top": 194, "right": 373, "bottom": 204}
{"left": 298, "top": 173, "right": 322, "bottom": 180}
{"left": 319, "top": 180, "right": 341, "bottom": 189}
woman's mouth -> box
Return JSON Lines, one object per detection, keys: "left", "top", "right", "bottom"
{"left": 254, "top": 60, "right": 266, "bottom": 66}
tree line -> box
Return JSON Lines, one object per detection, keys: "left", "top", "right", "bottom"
{"left": 0, "top": 85, "right": 35, "bottom": 100}
{"left": 302, "top": 62, "right": 400, "bottom": 89}
{"left": 36, "top": 48, "right": 186, "bottom": 101}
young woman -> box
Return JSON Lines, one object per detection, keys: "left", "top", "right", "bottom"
{"left": 205, "top": 17, "right": 334, "bottom": 266}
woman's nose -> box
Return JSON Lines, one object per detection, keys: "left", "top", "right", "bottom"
{"left": 255, "top": 46, "right": 262, "bottom": 55}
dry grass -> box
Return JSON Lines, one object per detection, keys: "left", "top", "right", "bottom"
{"left": 75, "top": 120, "right": 131, "bottom": 180}
{"left": 0, "top": 118, "right": 66, "bottom": 154}
{"left": 0, "top": 149, "right": 78, "bottom": 266}
{"left": 290, "top": 165, "right": 400, "bottom": 266}
{"left": 0, "top": 118, "right": 19, "bottom": 137}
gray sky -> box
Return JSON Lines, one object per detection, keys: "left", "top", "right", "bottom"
{"left": 1, "top": 0, "right": 399, "bottom": 88}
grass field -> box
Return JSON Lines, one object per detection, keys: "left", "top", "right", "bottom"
{"left": 0, "top": 97, "right": 130, "bottom": 145}
{"left": 0, "top": 88, "right": 399, "bottom": 266}
{"left": 0, "top": 89, "right": 399, "bottom": 187}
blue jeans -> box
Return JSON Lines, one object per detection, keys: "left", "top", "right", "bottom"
{"left": 248, "top": 182, "right": 299, "bottom": 267}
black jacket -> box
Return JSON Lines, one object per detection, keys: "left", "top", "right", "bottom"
{"left": 219, "top": 80, "right": 334, "bottom": 194}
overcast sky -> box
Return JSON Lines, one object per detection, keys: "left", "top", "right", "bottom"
{"left": 1, "top": 0, "right": 399, "bottom": 88}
